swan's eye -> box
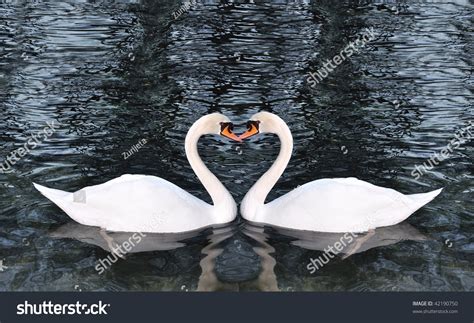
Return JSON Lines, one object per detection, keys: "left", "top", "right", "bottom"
{"left": 220, "top": 122, "right": 241, "bottom": 142}
{"left": 239, "top": 121, "right": 260, "bottom": 140}
{"left": 246, "top": 120, "right": 260, "bottom": 131}
{"left": 220, "top": 122, "right": 233, "bottom": 132}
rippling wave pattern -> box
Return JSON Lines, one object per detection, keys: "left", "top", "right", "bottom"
{"left": 0, "top": 0, "right": 472, "bottom": 291}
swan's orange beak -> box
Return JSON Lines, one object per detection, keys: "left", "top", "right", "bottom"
{"left": 239, "top": 121, "right": 260, "bottom": 140}
{"left": 220, "top": 123, "right": 241, "bottom": 142}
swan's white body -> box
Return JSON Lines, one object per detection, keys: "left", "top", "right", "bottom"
{"left": 240, "top": 112, "right": 442, "bottom": 233}
{"left": 34, "top": 114, "right": 237, "bottom": 233}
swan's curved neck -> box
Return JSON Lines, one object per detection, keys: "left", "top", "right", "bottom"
{"left": 185, "top": 124, "right": 234, "bottom": 211}
{"left": 243, "top": 119, "right": 293, "bottom": 214}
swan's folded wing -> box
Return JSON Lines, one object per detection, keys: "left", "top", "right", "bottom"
{"left": 265, "top": 178, "right": 413, "bottom": 232}
{"left": 37, "top": 175, "right": 212, "bottom": 233}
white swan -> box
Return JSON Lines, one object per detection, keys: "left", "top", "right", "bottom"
{"left": 238, "top": 112, "right": 442, "bottom": 233}
{"left": 34, "top": 113, "right": 241, "bottom": 233}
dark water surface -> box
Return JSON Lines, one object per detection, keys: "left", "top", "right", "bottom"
{"left": 0, "top": 0, "right": 472, "bottom": 291}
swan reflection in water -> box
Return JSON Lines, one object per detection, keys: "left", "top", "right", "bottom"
{"left": 50, "top": 222, "right": 200, "bottom": 254}
{"left": 50, "top": 220, "right": 429, "bottom": 291}
{"left": 261, "top": 222, "right": 428, "bottom": 257}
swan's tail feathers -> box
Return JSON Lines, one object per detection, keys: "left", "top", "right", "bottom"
{"left": 33, "top": 183, "right": 97, "bottom": 227}
{"left": 408, "top": 188, "right": 443, "bottom": 209}
{"left": 33, "top": 183, "right": 71, "bottom": 202}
